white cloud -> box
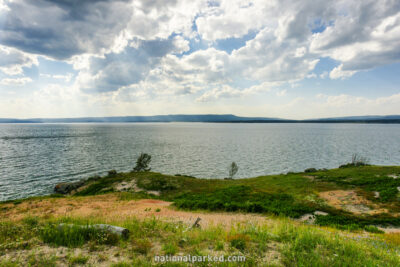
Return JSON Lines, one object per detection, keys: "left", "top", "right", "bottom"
{"left": 0, "top": 77, "right": 32, "bottom": 86}
{"left": 311, "top": 1, "right": 400, "bottom": 78}
{"left": 40, "top": 73, "right": 73, "bottom": 82}
{"left": 0, "top": 45, "right": 38, "bottom": 75}
{"left": 1, "top": 0, "right": 400, "bottom": 117}
{"left": 329, "top": 64, "right": 357, "bottom": 79}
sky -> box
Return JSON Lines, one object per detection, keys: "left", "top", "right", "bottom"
{"left": 0, "top": 0, "right": 399, "bottom": 119}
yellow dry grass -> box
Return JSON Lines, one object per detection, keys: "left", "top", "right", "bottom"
{"left": 0, "top": 193, "right": 269, "bottom": 228}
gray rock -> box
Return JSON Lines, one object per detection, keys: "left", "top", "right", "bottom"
{"left": 58, "top": 223, "right": 129, "bottom": 239}
{"left": 54, "top": 180, "right": 85, "bottom": 194}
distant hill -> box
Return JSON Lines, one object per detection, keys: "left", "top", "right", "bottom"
{"left": 304, "top": 115, "right": 400, "bottom": 123}
{"left": 0, "top": 114, "right": 399, "bottom": 123}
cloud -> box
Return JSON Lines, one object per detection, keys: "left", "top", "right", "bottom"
{"left": 75, "top": 36, "right": 190, "bottom": 93}
{"left": 0, "top": 0, "right": 133, "bottom": 59}
{"left": 0, "top": 45, "right": 38, "bottom": 75}
{"left": 0, "top": 77, "right": 32, "bottom": 85}
{"left": 40, "top": 73, "right": 73, "bottom": 82}
{"left": 311, "top": 0, "right": 400, "bottom": 78}
{"left": 1, "top": 0, "right": 400, "bottom": 117}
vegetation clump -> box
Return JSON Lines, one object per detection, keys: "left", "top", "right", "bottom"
{"left": 133, "top": 153, "right": 152, "bottom": 172}
{"left": 340, "top": 153, "right": 370, "bottom": 168}
{"left": 40, "top": 224, "right": 120, "bottom": 247}
{"left": 174, "top": 186, "right": 315, "bottom": 218}
{"left": 228, "top": 162, "right": 239, "bottom": 179}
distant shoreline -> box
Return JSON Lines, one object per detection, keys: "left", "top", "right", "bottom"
{"left": 1, "top": 120, "right": 400, "bottom": 124}
{"left": 1, "top": 113, "right": 400, "bottom": 124}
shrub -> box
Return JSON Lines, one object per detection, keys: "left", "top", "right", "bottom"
{"left": 340, "top": 153, "right": 369, "bottom": 168}
{"left": 133, "top": 153, "right": 152, "bottom": 172}
{"left": 162, "top": 242, "right": 178, "bottom": 255}
{"left": 304, "top": 168, "right": 317, "bottom": 173}
{"left": 108, "top": 170, "right": 117, "bottom": 176}
{"left": 132, "top": 239, "right": 152, "bottom": 255}
{"left": 174, "top": 186, "right": 315, "bottom": 218}
{"left": 228, "top": 234, "right": 249, "bottom": 251}
{"left": 68, "top": 254, "right": 89, "bottom": 265}
{"left": 136, "top": 176, "right": 177, "bottom": 191}
{"left": 228, "top": 162, "right": 239, "bottom": 179}
{"left": 364, "top": 225, "right": 384, "bottom": 234}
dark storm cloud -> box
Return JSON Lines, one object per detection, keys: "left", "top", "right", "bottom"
{"left": 0, "top": 0, "right": 132, "bottom": 59}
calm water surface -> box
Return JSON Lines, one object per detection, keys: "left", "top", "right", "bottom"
{"left": 0, "top": 123, "right": 399, "bottom": 201}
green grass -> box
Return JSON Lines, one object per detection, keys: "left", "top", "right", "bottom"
{"left": 313, "top": 166, "right": 400, "bottom": 202}
{"left": 41, "top": 165, "right": 400, "bottom": 231}
{"left": 68, "top": 254, "right": 89, "bottom": 265}
{"left": 174, "top": 185, "right": 315, "bottom": 218}
{"left": 2, "top": 166, "right": 400, "bottom": 265}
{"left": 40, "top": 223, "right": 120, "bottom": 247}
{"left": 0, "top": 215, "right": 399, "bottom": 266}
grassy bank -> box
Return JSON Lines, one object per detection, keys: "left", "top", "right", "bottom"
{"left": 1, "top": 165, "right": 400, "bottom": 266}
{"left": 1, "top": 214, "right": 400, "bottom": 266}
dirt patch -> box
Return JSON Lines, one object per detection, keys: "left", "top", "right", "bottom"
{"left": 303, "top": 175, "right": 315, "bottom": 181}
{"left": 319, "top": 190, "right": 389, "bottom": 215}
{"left": 0, "top": 194, "right": 269, "bottom": 228}
{"left": 114, "top": 180, "right": 136, "bottom": 192}
{"left": 379, "top": 227, "right": 400, "bottom": 234}
{"left": 114, "top": 180, "right": 160, "bottom": 196}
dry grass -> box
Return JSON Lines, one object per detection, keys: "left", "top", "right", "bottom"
{"left": 0, "top": 193, "right": 269, "bottom": 228}
{"left": 319, "top": 190, "right": 389, "bottom": 215}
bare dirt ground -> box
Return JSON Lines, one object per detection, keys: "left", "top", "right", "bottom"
{"left": 318, "top": 190, "right": 389, "bottom": 215}
{"left": 1, "top": 194, "right": 269, "bottom": 228}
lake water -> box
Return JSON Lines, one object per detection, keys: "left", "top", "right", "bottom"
{"left": 0, "top": 123, "right": 400, "bottom": 201}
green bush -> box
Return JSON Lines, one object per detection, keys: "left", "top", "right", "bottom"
{"left": 174, "top": 186, "right": 315, "bottom": 218}
{"left": 136, "top": 176, "right": 177, "bottom": 191}
{"left": 228, "top": 234, "right": 248, "bottom": 251}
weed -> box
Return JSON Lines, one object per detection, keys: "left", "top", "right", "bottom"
{"left": 228, "top": 234, "right": 249, "bottom": 251}
{"left": 27, "top": 252, "right": 57, "bottom": 267}
{"left": 68, "top": 254, "right": 89, "bottom": 265}
{"left": 132, "top": 239, "right": 152, "bottom": 255}
{"left": 162, "top": 242, "right": 178, "bottom": 255}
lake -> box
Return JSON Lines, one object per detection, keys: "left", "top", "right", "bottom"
{"left": 1, "top": 123, "right": 400, "bottom": 201}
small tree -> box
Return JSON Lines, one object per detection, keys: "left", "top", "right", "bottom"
{"left": 133, "top": 153, "right": 152, "bottom": 172}
{"left": 228, "top": 162, "right": 239, "bottom": 179}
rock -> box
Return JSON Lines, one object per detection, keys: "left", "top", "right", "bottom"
{"left": 304, "top": 168, "right": 317, "bottom": 173}
{"left": 299, "top": 214, "right": 315, "bottom": 224}
{"left": 314, "top": 211, "right": 328, "bottom": 216}
{"left": 54, "top": 180, "right": 85, "bottom": 194}
{"left": 58, "top": 223, "right": 129, "bottom": 239}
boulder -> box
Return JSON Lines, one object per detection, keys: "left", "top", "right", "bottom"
{"left": 54, "top": 180, "right": 85, "bottom": 194}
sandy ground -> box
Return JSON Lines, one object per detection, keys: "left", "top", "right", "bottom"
{"left": 319, "top": 190, "right": 389, "bottom": 215}
{"left": 0, "top": 194, "right": 269, "bottom": 228}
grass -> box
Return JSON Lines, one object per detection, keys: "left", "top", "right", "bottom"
{"left": 1, "top": 165, "right": 400, "bottom": 265}
{"left": 313, "top": 166, "right": 400, "bottom": 202}
{"left": 0, "top": 215, "right": 399, "bottom": 266}
{"left": 174, "top": 185, "right": 315, "bottom": 218}
{"left": 68, "top": 254, "right": 89, "bottom": 265}
{"left": 40, "top": 223, "right": 120, "bottom": 247}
